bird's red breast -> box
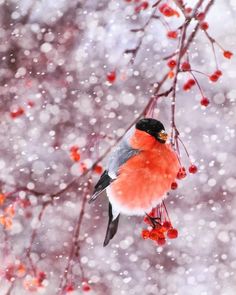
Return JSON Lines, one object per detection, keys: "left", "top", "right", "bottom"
{"left": 107, "top": 129, "right": 180, "bottom": 215}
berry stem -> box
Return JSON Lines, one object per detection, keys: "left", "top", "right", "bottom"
{"left": 204, "top": 31, "right": 219, "bottom": 69}
{"left": 190, "top": 71, "right": 205, "bottom": 98}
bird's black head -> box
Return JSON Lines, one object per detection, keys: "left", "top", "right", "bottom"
{"left": 135, "top": 118, "right": 167, "bottom": 144}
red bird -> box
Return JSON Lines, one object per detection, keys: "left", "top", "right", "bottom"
{"left": 89, "top": 118, "right": 180, "bottom": 246}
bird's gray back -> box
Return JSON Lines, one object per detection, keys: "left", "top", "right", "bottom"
{"left": 107, "top": 127, "right": 139, "bottom": 179}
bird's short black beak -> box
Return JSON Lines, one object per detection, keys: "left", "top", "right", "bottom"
{"left": 157, "top": 130, "right": 168, "bottom": 143}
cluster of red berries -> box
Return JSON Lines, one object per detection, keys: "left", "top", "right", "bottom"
{"left": 159, "top": 3, "right": 180, "bottom": 17}
{"left": 124, "top": 0, "right": 149, "bottom": 14}
{"left": 10, "top": 107, "right": 25, "bottom": 119}
{"left": 70, "top": 146, "right": 81, "bottom": 162}
{"left": 70, "top": 146, "right": 103, "bottom": 175}
{"left": 183, "top": 79, "right": 196, "bottom": 91}
{"left": 209, "top": 69, "right": 222, "bottom": 82}
{"left": 142, "top": 220, "right": 178, "bottom": 246}
{"left": 171, "top": 164, "right": 198, "bottom": 190}
{"left": 64, "top": 282, "right": 91, "bottom": 293}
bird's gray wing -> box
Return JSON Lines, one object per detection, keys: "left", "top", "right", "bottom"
{"left": 89, "top": 126, "right": 139, "bottom": 203}
{"left": 107, "top": 126, "right": 139, "bottom": 179}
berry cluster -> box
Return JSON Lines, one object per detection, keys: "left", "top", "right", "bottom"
{"left": 159, "top": 3, "right": 180, "bottom": 17}
{"left": 23, "top": 271, "right": 46, "bottom": 292}
{"left": 4, "top": 262, "right": 26, "bottom": 281}
{"left": 70, "top": 145, "right": 81, "bottom": 162}
{"left": 70, "top": 146, "right": 103, "bottom": 175}
{"left": 64, "top": 282, "right": 91, "bottom": 293}
{"left": 171, "top": 164, "right": 198, "bottom": 190}
{"left": 0, "top": 204, "right": 15, "bottom": 230}
{"left": 10, "top": 107, "right": 25, "bottom": 119}
{"left": 141, "top": 205, "right": 178, "bottom": 246}
{"left": 209, "top": 69, "right": 222, "bottom": 82}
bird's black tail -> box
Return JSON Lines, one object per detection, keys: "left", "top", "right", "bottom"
{"left": 103, "top": 202, "right": 120, "bottom": 247}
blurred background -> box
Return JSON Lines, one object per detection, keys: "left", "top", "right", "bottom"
{"left": 0, "top": 0, "right": 236, "bottom": 294}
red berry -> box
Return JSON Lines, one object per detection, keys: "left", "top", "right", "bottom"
{"left": 149, "top": 229, "right": 159, "bottom": 241}
{"left": 171, "top": 182, "right": 178, "bottom": 190}
{"left": 189, "top": 164, "right": 198, "bottom": 174}
{"left": 183, "top": 79, "right": 195, "bottom": 91}
{"left": 37, "top": 272, "right": 46, "bottom": 284}
{"left": 82, "top": 283, "right": 91, "bottom": 292}
{"left": 141, "top": 1, "right": 149, "bottom": 9}
{"left": 185, "top": 7, "right": 192, "bottom": 14}
{"left": 177, "top": 167, "right": 187, "bottom": 179}
{"left": 27, "top": 100, "right": 35, "bottom": 108}
{"left": 181, "top": 62, "right": 191, "bottom": 71}
{"left": 196, "top": 12, "right": 205, "bottom": 21}
{"left": 93, "top": 165, "right": 103, "bottom": 174}
{"left": 200, "top": 21, "right": 209, "bottom": 30}
{"left": 159, "top": 4, "right": 179, "bottom": 17}
{"left": 223, "top": 51, "right": 233, "bottom": 59}
{"left": 167, "top": 228, "right": 178, "bottom": 239}
{"left": 209, "top": 74, "right": 219, "bottom": 82}
{"left": 183, "top": 83, "right": 191, "bottom": 91}
{"left": 167, "top": 59, "right": 177, "bottom": 69}
{"left": 167, "top": 31, "right": 178, "bottom": 39}
{"left": 157, "top": 237, "right": 166, "bottom": 246}
{"left": 70, "top": 146, "right": 81, "bottom": 162}
{"left": 135, "top": 1, "right": 149, "bottom": 13}
{"left": 141, "top": 229, "right": 150, "bottom": 239}
{"left": 107, "top": 71, "right": 116, "bottom": 83}
{"left": 65, "top": 284, "right": 75, "bottom": 292}
{"left": 200, "top": 97, "right": 210, "bottom": 107}
{"left": 188, "top": 79, "right": 196, "bottom": 86}
{"left": 10, "top": 107, "right": 25, "bottom": 119}
{"left": 163, "top": 221, "right": 172, "bottom": 230}
{"left": 215, "top": 70, "right": 222, "bottom": 77}
{"left": 157, "top": 230, "right": 165, "bottom": 238}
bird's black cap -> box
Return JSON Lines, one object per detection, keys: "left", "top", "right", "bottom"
{"left": 136, "top": 118, "right": 166, "bottom": 143}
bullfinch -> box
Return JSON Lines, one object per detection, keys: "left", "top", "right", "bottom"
{"left": 89, "top": 118, "right": 180, "bottom": 246}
